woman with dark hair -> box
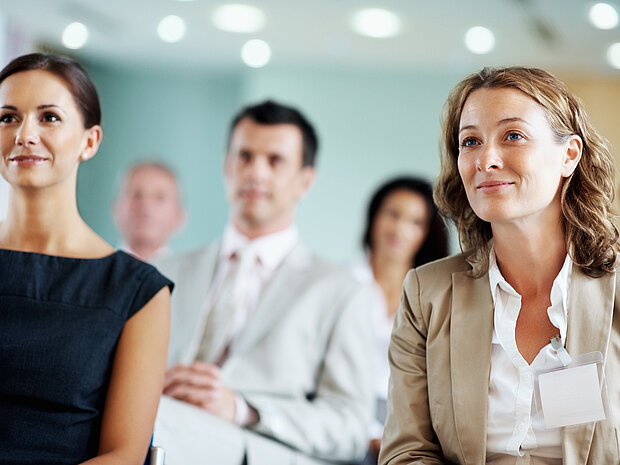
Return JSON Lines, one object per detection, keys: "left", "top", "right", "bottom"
{"left": 362, "top": 177, "right": 449, "bottom": 271}
{"left": 352, "top": 176, "right": 449, "bottom": 463}
{"left": 380, "top": 66, "right": 620, "bottom": 464}
{"left": 0, "top": 53, "right": 172, "bottom": 464}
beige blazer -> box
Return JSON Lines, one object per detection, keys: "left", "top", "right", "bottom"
{"left": 379, "top": 253, "right": 620, "bottom": 465}
{"left": 156, "top": 241, "right": 374, "bottom": 463}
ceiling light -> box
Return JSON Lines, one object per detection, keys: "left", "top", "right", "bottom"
{"left": 62, "top": 22, "right": 88, "bottom": 50}
{"left": 157, "top": 15, "right": 186, "bottom": 43}
{"left": 465, "top": 26, "right": 495, "bottom": 54}
{"left": 351, "top": 8, "right": 401, "bottom": 38}
{"left": 241, "top": 39, "right": 271, "bottom": 68}
{"left": 607, "top": 43, "right": 620, "bottom": 68}
{"left": 589, "top": 3, "right": 619, "bottom": 29}
{"left": 212, "top": 4, "right": 265, "bottom": 33}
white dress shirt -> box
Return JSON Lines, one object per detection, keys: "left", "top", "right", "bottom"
{"left": 349, "top": 257, "right": 394, "bottom": 438}
{"left": 214, "top": 224, "right": 299, "bottom": 343}
{"left": 208, "top": 223, "right": 299, "bottom": 425}
{"left": 349, "top": 257, "right": 393, "bottom": 399}
{"left": 486, "top": 248, "right": 572, "bottom": 464}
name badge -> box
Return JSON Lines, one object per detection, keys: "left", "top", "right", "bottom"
{"left": 534, "top": 350, "right": 610, "bottom": 429}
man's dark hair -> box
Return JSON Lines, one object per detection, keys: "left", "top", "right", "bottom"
{"left": 227, "top": 100, "right": 318, "bottom": 167}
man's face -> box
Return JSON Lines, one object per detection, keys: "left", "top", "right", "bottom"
{"left": 224, "top": 118, "right": 315, "bottom": 236}
{"left": 114, "top": 166, "right": 184, "bottom": 249}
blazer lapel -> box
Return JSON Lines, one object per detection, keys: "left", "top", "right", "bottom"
{"left": 450, "top": 269, "right": 494, "bottom": 465}
{"left": 232, "top": 243, "right": 314, "bottom": 354}
{"left": 562, "top": 266, "right": 615, "bottom": 465}
{"left": 182, "top": 244, "right": 223, "bottom": 363}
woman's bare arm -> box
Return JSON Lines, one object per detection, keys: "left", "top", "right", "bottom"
{"left": 81, "top": 286, "right": 170, "bottom": 465}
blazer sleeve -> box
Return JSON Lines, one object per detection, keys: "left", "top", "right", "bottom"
{"left": 245, "top": 279, "right": 375, "bottom": 462}
{"left": 379, "top": 269, "right": 445, "bottom": 465}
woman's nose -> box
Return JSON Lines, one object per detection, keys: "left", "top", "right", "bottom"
{"left": 475, "top": 143, "right": 502, "bottom": 172}
{"left": 14, "top": 117, "right": 39, "bottom": 147}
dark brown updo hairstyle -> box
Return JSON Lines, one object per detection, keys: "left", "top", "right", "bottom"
{"left": 0, "top": 53, "right": 101, "bottom": 129}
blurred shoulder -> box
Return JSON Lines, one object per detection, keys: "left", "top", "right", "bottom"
{"left": 291, "top": 243, "right": 368, "bottom": 297}
{"left": 153, "top": 243, "right": 219, "bottom": 276}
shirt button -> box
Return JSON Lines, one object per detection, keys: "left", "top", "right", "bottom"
{"left": 518, "top": 423, "right": 527, "bottom": 432}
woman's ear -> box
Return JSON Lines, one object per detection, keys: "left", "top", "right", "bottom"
{"left": 80, "top": 125, "right": 103, "bottom": 162}
{"left": 561, "top": 134, "right": 582, "bottom": 177}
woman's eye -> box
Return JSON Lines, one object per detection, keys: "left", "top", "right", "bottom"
{"left": 387, "top": 210, "right": 400, "bottom": 220}
{"left": 0, "top": 114, "right": 16, "bottom": 124}
{"left": 460, "top": 137, "right": 478, "bottom": 147}
{"left": 42, "top": 112, "right": 60, "bottom": 123}
{"left": 507, "top": 132, "right": 523, "bottom": 141}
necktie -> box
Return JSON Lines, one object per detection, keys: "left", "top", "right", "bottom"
{"left": 195, "top": 245, "right": 257, "bottom": 365}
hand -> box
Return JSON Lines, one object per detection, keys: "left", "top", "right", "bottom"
{"left": 368, "top": 438, "right": 382, "bottom": 459}
{"left": 163, "top": 361, "right": 237, "bottom": 422}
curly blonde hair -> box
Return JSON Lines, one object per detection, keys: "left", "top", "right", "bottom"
{"left": 434, "top": 66, "right": 618, "bottom": 277}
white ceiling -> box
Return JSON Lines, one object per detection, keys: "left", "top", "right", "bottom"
{"left": 2, "top": 0, "right": 620, "bottom": 75}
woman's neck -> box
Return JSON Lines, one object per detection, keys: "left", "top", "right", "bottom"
{"left": 0, "top": 187, "right": 107, "bottom": 257}
{"left": 492, "top": 219, "right": 567, "bottom": 297}
{"left": 370, "top": 252, "right": 412, "bottom": 316}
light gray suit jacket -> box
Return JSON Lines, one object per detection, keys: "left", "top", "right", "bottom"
{"left": 156, "top": 241, "right": 374, "bottom": 463}
{"left": 379, "top": 253, "right": 620, "bottom": 465}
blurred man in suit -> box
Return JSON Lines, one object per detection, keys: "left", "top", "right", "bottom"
{"left": 154, "top": 100, "right": 373, "bottom": 465}
{"left": 113, "top": 161, "right": 185, "bottom": 261}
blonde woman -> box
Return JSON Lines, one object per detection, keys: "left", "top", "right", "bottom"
{"left": 380, "top": 67, "right": 619, "bottom": 464}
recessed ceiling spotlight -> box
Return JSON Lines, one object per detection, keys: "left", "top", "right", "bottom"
{"left": 62, "top": 22, "right": 88, "bottom": 50}
{"left": 241, "top": 39, "right": 271, "bottom": 68}
{"left": 465, "top": 26, "right": 495, "bottom": 54}
{"left": 589, "top": 3, "right": 619, "bottom": 29}
{"left": 212, "top": 4, "right": 266, "bottom": 33}
{"left": 607, "top": 42, "right": 620, "bottom": 68}
{"left": 158, "top": 15, "right": 186, "bottom": 43}
{"left": 351, "top": 8, "right": 401, "bottom": 38}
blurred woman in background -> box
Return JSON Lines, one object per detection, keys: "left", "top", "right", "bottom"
{"left": 352, "top": 176, "right": 449, "bottom": 463}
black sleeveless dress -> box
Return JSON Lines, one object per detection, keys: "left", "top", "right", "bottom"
{"left": 0, "top": 249, "right": 173, "bottom": 465}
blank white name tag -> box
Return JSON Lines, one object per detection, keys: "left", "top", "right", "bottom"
{"left": 535, "top": 351, "right": 608, "bottom": 429}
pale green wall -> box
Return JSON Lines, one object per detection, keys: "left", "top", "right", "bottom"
{"left": 77, "top": 63, "right": 461, "bottom": 261}
{"left": 78, "top": 62, "right": 242, "bottom": 250}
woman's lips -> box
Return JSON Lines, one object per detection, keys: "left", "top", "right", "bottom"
{"left": 9, "top": 155, "right": 48, "bottom": 166}
{"left": 476, "top": 180, "right": 514, "bottom": 193}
